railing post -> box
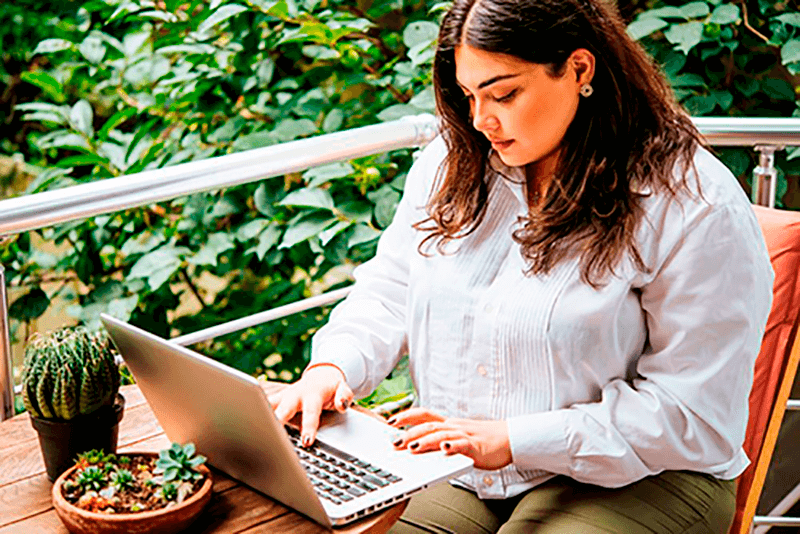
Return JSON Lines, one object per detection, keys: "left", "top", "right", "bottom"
{"left": 0, "top": 265, "right": 15, "bottom": 421}
{"left": 752, "top": 145, "right": 781, "bottom": 208}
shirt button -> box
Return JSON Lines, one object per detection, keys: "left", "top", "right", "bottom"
{"left": 477, "top": 364, "right": 487, "bottom": 376}
{"left": 483, "top": 475, "right": 494, "bottom": 486}
{"left": 484, "top": 304, "right": 493, "bottom": 313}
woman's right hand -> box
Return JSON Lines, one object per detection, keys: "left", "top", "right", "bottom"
{"left": 268, "top": 364, "right": 354, "bottom": 447}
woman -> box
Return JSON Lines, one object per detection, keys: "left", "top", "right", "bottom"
{"left": 270, "top": 0, "right": 774, "bottom": 532}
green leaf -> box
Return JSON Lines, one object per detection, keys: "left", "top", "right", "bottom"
{"left": 664, "top": 22, "right": 704, "bottom": 55}
{"left": 139, "top": 10, "right": 178, "bottom": 23}
{"left": 627, "top": 18, "right": 668, "bottom": 40}
{"left": 56, "top": 154, "right": 107, "bottom": 168}
{"left": 762, "top": 78, "right": 796, "bottom": 101}
{"left": 79, "top": 36, "right": 106, "bottom": 64}
{"left": 681, "top": 2, "right": 709, "bottom": 19}
{"left": 781, "top": 40, "right": 800, "bottom": 66}
{"left": 271, "top": 118, "right": 318, "bottom": 142}
{"left": 402, "top": 21, "right": 439, "bottom": 49}
{"left": 70, "top": 100, "right": 94, "bottom": 137}
{"left": 20, "top": 71, "right": 65, "bottom": 102}
{"left": 232, "top": 130, "right": 275, "bottom": 151}
{"left": 319, "top": 221, "right": 352, "bottom": 246}
{"left": 640, "top": 7, "right": 686, "bottom": 19}
{"left": 189, "top": 233, "right": 236, "bottom": 267}
{"left": 98, "top": 108, "right": 137, "bottom": 140}
{"left": 9, "top": 288, "right": 50, "bottom": 321}
{"left": 198, "top": 4, "right": 249, "bottom": 34}
{"left": 279, "top": 214, "right": 336, "bottom": 249}
{"left": 684, "top": 94, "right": 717, "bottom": 115}
{"left": 710, "top": 90, "right": 733, "bottom": 110}
{"left": 254, "top": 183, "right": 277, "bottom": 217}
{"left": 236, "top": 219, "right": 270, "bottom": 242}
{"left": 122, "top": 232, "right": 166, "bottom": 256}
{"left": 669, "top": 73, "right": 707, "bottom": 87}
{"left": 280, "top": 188, "right": 334, "bottom": 210}
{"left": 304, "top": 162, "right": 354, "bottom": 187}
{"left": 33, "top": 39, "right": 74, "bottom": 55}
{"left": 776, "top": 13, "right": 800, "bottom": 28}
{"left": 348, "top": 224, "right": 380, "bottom": 248}
{"left": 708, "top": 4, "right": 740, "bottom": 25}
{"left": 128, "top": 245, "right": 188, "bottom": 291}
{"left": 322, "top": 108, "right": 344, "bottom": 133}
{"left": 251, "top": 225, "right": 282, "bottom": 259}
{"left": 734, "top": 77, "right": 760, "bottom": 97}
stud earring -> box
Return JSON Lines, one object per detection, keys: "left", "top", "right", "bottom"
{"left": 580, "top": 83, "right": 594, "bottom": 97}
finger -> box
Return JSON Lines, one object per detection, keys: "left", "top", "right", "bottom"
{"left": 439, "top": 438, "right": 474, "bottom": 457}
{"left": 396, "top": 421, "right": 451, "bottom": 446}
{"left": 272, "top": 392, "right": 301, "bottom": 426}
{"left": 300, "top": 393, "right": 324, "bottom": 447}
{"left": 267, "top": 393, "right": 281, "bottom": 408}
{"left": 406, "top": 431, "right": 467, "bottom": 454}
{"left": 333, "top": 381, "right": 354, "bottom": 413}
{"left": 387, "top": 407, "right": 446, "bottom": 427}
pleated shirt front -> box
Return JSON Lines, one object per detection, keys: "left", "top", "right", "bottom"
{"left": 310, "top": 136, "right": 773, "bottom": 498}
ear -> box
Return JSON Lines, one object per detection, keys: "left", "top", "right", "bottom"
{"left": 569, "top": 48, "right": 595, "bottom": 86}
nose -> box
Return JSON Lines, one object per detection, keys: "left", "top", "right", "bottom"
{"left": 471, "top": 100, "right": 498, "bottom": 134}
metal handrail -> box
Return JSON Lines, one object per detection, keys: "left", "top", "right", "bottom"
{"left": 1, "top": 116, "right": 800, "bottom": 236}
{"left": 4, "top": 115, "right": 800, "bottom": 420}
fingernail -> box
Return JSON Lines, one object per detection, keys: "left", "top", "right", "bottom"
{"left": 387, "top": 417, "right": 397, "bottom": 425}
{"left": 443, "top": 442, "right": 451, "bottom": 450}
{"left": 409, "top": 442, "right": 419, "bottom": 450}
{"left": 392, "top": 438, "right": 403, "bottom": 447}
{"left": 301, "top": 434, "right": 312, "bottom": 447}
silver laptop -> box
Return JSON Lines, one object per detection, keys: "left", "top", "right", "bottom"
{"left": 100, "top": 314, "right": 473, "bottom": 527}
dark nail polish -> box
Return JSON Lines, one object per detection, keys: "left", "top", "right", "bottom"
{"left": 409, "top": 442, "right": 419, "bottom": 450}
{"left": 392, "top": 438, "right": 403, "bottom": 447}
{"left": 387, "top": 417, "right": 397, "bottom": 425}
{"left": 301, "top": 435, "right": 312, "bottom": 447}
{"left": 443, "top": 442, "right": 451, "bottom": 450}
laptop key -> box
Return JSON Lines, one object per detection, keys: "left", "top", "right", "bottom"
{"left": 340, "top": 494, "right": 354, "bottom": 502}
{"left": 346, "top": 486, "right": 365, "bottom": 497}
{"left": 357, "top": 482, "right": 378, "bottom": 492}
{"left": 363, "top": 474, "right": 389, "bottom": 487}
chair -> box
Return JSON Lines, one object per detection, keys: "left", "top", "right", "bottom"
{"left": 729, "top": 205, "right": 800, "bottom": 534}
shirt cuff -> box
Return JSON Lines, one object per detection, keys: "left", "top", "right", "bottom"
{"left": 507, "top": 411, "right": 571, "bottom": 476}
{"left": 309, "top": 338, "right": 368, "bottom": 394}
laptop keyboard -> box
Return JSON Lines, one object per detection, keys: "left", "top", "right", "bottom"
{"left": 286, "top": 426, "right": 403, "bottom": 505}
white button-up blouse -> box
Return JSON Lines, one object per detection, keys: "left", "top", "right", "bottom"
{"left": 310, "top": 135, "right": 774, "bottom": 499}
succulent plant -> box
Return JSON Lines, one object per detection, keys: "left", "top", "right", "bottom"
{"left": 21, "top": 326, "right": 120, "bottom": 420}
{"left": 154, "top": 442, "right": 207, "bottom": 483}
{"left": 76, "top": 466, "right": 106, "bottom": 492}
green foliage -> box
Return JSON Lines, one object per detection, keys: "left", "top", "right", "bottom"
{"left": 7, "top": 0, "right": 439, "bottom": 387}
{"left": 627, "top": 0, "right": 800, "bottom": 205}
{"left": 21, "top": 326, "right": 120, "bottom": 420}
{"left": 110, "top": 468, "right": 135, "bottom": 491}
{"left": 76, "top": 465, "right": 106, "bottom": 492}
{"left": 154, "top": 442, "right": 207, "bottom": 483}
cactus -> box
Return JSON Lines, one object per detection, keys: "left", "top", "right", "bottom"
{"left": 21, "top": 326, "right": 120, "bottom": 420}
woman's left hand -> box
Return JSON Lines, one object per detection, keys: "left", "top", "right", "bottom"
{"left": 388, "top": 408, "right": 513, "bottom": 470}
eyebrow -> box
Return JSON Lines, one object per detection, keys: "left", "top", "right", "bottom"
{"left": 457, "top": 73, "right": 521, "bottom": 91}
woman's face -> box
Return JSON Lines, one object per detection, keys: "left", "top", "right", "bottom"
{"left": 453, "top": 44, "right": 593, "bottom": 178}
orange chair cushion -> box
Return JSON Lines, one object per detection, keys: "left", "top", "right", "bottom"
{"left": 731, "top": 205, "right": 800, "bottom": 533}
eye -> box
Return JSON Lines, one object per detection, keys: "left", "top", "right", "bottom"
{"left": 495, "top": 89, "right": 518, "bottom": 103}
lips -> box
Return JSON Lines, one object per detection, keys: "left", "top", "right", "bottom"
{"left": 490, "top": 139, "right": 514, "bottom": 150}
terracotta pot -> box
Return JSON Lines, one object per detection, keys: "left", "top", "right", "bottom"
{"left": 31, "top": 393, "right": 126, "bottom": 482}
{"left": 52, "top": 452, "right": 213, "bottom": 534}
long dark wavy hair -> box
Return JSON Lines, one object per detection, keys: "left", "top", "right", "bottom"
{"left": 417, "top": 0, "right": 703, "bottom": 287}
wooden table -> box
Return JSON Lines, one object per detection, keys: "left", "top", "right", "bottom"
{"left": 0, "top": 383, "right": 406, "bottom": 533}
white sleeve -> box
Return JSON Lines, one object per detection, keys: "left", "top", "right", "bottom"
{"left": 506, "top": 202, "right": 774, "bottom": 486}
{"left": 309, "top": 138, "right": 445, "bottom": 398}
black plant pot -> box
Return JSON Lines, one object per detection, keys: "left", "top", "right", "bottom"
{"left": 30, "top": 393, "right": 125, "bottom": 482}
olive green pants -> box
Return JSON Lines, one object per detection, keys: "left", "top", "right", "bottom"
{"left": 389, "top": 471, "right": 736, "bottom": 534}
